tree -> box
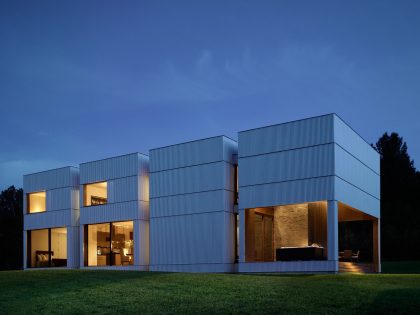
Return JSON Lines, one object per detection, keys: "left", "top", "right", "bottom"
{"left": 374, "top": 132, "right": 420, "bottom": 260}
{"left": 0, "top": 186, "right": 23, "bottom": 270}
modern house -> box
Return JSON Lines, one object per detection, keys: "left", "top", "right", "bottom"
{"left": 23, "top": 114, "right": 380, "bottom": 273}
{"left": 23, "top": 167, "right": 80, "bottom": 269}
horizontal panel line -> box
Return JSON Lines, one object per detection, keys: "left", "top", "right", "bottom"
{"left": 150, "top": 188, "right": 234, "bottom": 199}
{"left": 80, "top": 174, "right": 141, "bottom": 184}
{"left": 151, "top": 209, "right": 235, "bottom": 219}
{"left": 24, "top": 185, "right": 79, "bottom": 193}
{"left": 150, "top": 160, "right": 235, "bottom": 174}
{"left": 335, "top": 142, "right": 380, "bottom": 176}
{"left": 81, "top": 200, "right": 149, "bottom": 208}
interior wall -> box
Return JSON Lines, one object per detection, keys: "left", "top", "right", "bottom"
{"left": 308, "top": 202, "right": 328, "bottom": 257}
{"left": 30, "top": 229, "right": 48, "bottom": 267}
{"left": 87, "top": 225, "right": 98, "bottom": 266}
{"left": 274, "top": 204, "right": 308, "bottom": 248}
{"left": 51, "top": 228, "right": 67, "bottom": 259}
{"left": 84, "top": 183, "right": 107, "bottom": 206}
{"left": 28, "top": 192, "right": 46, "bottom": 213}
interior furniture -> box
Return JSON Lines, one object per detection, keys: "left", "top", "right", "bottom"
{"left": 276, "top": 246, "right": 324, "bottom": 261}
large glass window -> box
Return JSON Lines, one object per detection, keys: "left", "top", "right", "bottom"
{"left": 85, "top": 221, "right": 133, "bottom": 266}
{"left": 84, "top": 182, "right": 107, "bottom": 206}
{"left": 245, "top": 202, "right": 327, "bottom": 262}
{"left": 27, "top": 191, "right": 46, "bottom": 213}
{"left": 27, "top": 227, "right": 67, "bottom": 268}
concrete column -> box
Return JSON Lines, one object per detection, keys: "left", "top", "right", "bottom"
{"left": 238, "top": 209, "right": 245, "bottom": 263}
{"left": 23, "top": 230, "right": 27, "bottom": 269}
{"left": 327, "top": 200, "right": 338, "bottom": 271}
{"left": 373, "top": 218, "right": 381, "bottom": 273}
{"left": 134, "top": 219, "right": 149, "bottom": 267}
{"left": 79, "top": 225, "right": 84, "bottom": 267}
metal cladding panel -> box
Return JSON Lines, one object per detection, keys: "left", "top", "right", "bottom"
{"left": 108, "top": 176, "right": 139, "bottom": 203}
{"left": 335, "top": 144, "right": 380, "bottom": 199}
{"left": 335, "top": 177, "right": 380, "bottom": 218}
{"left": 24, "top": 209, "right": 78, "bottom": 230}
{"left": 150, "top": 161, "right": 233, "bottom": 198}
{"left": 150, "top": 211, "right": 235, "bottom": 265}
{"left": 333, "top": 115, "right": 380, "bottom": 174}
{"left": 150, "top": 263, "right": 235, "bottom": 273}
{"left": 239, "top": 144, "right": 334, "bottom": 187}
{"left": 238, "top": 114, "right": 334, "bottom": 158}
{"left": 238, "top": 260, "right": 337, "bottom": 273}
{"left": 222, "top": 137, "right": 238, "bottom": 164}
{"left": 239, "top": 176, "right": 335, "bottom": 209}
{"left": 150, "top": 136, "right": 227, "bottom": 172}
{"left": 80, "top": 201, "right": 149, "bottom": 224}
{"left": 151, "top": 190, "right": 235, "bottom": 218}
{"left": 67, "top": 226, "right": 79, "bottom": 268}
{"left": 46, "top": 187, "right": 79, "bottom": 211}
{"left": 24, "top": 166, "right": 79, "bottom": 192}
{"left": 80, "top": 153, "right": 142, "bottom": 184}
{"left": 134, "top": 219, "right": 149, "bottom": 266}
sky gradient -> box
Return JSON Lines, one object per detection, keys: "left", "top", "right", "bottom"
{"left": 1, "top": 0, "right": 420, "bottom": 190}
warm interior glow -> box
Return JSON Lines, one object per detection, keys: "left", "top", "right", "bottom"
{"left": 84, "top": 181, "right": 107, "bottom": 206}
{"left": 87, "top": 221, "right": 134, "bottom": 266}
{"left": 245, "top": 201, "right": 327, "bottom": 262}
{"left": 28, "top": 191, "right": 46, "bottom": 213}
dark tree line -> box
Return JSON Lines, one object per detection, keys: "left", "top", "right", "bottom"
{"left": 0, "top": 186, "right": 23, "bottom": 270}
{"left": 0, "top": 132, "right": 419, "bottom": 270}
{"left": 374, "top": 132, "right": 420, "bottom": 260}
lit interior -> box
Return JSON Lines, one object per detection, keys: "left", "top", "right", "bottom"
{"left": 84, "top": 181, "right": 107, "bottom": 206}
{"left": 245, "top": 201, "right": 327, "bottom": 262}
{"left": 87, "top": 221, "right": 134, "bottom": 266}
{"left": 28, "top": 227, "right": 67, "bottom": 268}
{"left": 27, "top": 192, "right": 46, "bottom": 213}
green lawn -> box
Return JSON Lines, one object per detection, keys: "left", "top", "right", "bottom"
{"left": 1, "top": 269, "right": 420, "bottom": 314}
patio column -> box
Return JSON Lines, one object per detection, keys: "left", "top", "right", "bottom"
{"left": 327, "top": 200, "right": 338, "bottom": 270}
{"left": 238, "top": 209, "right": 245, "bottom": 263}
{"left": 373, "top": 218, "right": 381, "bottom": 273}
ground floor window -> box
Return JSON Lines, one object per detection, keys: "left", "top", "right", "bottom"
{"left": 27, "top": 227, "right": 67, "bottom": 268}
{"left": 245, "top": 202, "right": 327, "bottom": 262}
{"left": 85, "top": 221, "right": 134, "bottom": 266}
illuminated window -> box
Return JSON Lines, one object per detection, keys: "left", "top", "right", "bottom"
{"left": 27, "top": 192, "right": 46, "bottom": 213}
{"left": 84, "top": 181, "right": 107, "bottom": 206}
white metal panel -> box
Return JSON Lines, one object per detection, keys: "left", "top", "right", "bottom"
{"left": 238, "top": 260, "right": 337, "bottom": 273}
{"left": 239, "top": 144, "right": 334, "bottom": 187}
{"left": 335, "top": 144, "right": 380, "bottom": 199}
{"left": 150, "top": 161, "right": 233, "bottom": 198}
{"left": 108, "top": 176, "right": 138, "bottom": 203}
{"left": 239, "top": 176, "right": 335, "bottom": 209}
{"left": 150, "top": 263, "right": 235, "bottom": 273}
{"left": 80, "top": 153, "right": 143, "bottom": 184}
{"left": 239, "top": 114, "right": 334, "bottom": 158}
{"left": 24, "top": 209, "right": 78, "bottom": 230}
{"left": 47, "top": 187, "right": 72, "bottom": 211}
{"left": 333, "top": 115, "right": 380, "bottom": 174}
{"left": 150, "top": 136, "right": 227, "bottom": 172}
{"left": 151, "top": 190, "right": 235, "bottom": 218}
{"left": 150, "top": 211, "right": 235, "bottom": 265}
{"left": 222, "top": 137, "right": 238, "bottom": 164}
{"left": 24, "top": 166, "right": 79, "bottom": 192}
{"left": 134, "top": 219, "right": 149, "bottom": 266}
{"left": 80, "top": 201, "right": 149, "bottom": 224}
{"left": 67, "top": 226, "right": 79, "bottom": 268}
{"left": 335, "top": 177, "right": 380, "bottom": 218}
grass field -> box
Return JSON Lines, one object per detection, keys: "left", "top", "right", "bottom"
{"left": 0, "top": 263, "right": 419, "bottom": 314}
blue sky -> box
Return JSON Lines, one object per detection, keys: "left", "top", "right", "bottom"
{"left": 1, "top": 0, "right": 420, "bottom": 189}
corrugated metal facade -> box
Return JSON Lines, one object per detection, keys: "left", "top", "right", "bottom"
{"left": 150, "top": 136, "right": 237, "bottom": 272}
{"left": 23, "top": 114, "right": 379, "bottom": 274}
{"left": 79, "top": 153, "right": 150, "bottom": 269}
{"left": 237, "top": 114, "right": 380, "bottom": 272}
{"left": 23, "top": 166, "right": 80, "bottom": 269}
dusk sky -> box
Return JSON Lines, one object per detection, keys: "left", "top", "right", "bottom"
{"left": 1, "top": 0, "right": 420, "bottom": 190}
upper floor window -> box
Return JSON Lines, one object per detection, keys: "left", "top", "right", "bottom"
{"left": 27, "top": 192, "right": 46, "bottom": 213}
{"left": 84, "top": 181, "right": 107, "bottom": 206}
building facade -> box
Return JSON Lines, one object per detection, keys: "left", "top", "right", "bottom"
{"left": 23, "top": 114, "right": 380, "bottom": 273}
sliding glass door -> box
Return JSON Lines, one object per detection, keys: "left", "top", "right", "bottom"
{"left": 27, "top": 227, "right": 67, "bottom": 268}
{"left": 85, "top": 221, "right": 134, "bottom": 266}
